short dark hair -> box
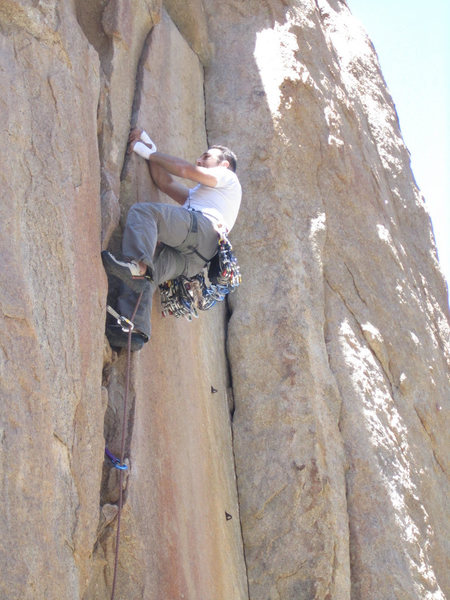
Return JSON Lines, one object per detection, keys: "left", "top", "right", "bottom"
{"left": 210, "top": 145, "right": 237, "bottom": 172}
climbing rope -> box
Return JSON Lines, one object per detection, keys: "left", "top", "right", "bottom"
{"left": 109, "top": 290, "right": 143, "bottom": 600}
{"left": 159, "top": 234, "right": 241, "bottom": 320}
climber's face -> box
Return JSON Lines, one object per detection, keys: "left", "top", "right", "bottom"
{"left": 196, "top": 148, "right": 226, "bottom": 169}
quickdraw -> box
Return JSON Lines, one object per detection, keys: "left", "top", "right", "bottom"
{"left": 106, "top": 304, "right": 135, "bottom": 332}
{"left": 105, "top": 447, "right": 128, "bottom": 470}
{"left": 159, "top": 235, "right": 241, "bottom": 320}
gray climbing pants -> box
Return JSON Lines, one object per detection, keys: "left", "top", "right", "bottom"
{"left": 117, "top": 202, "right": 218, "bottom": 338}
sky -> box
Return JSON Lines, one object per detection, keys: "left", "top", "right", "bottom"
{"left": 348, "top": 0, "right": 450, "bottom": 294}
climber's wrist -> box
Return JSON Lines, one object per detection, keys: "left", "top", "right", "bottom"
{"left": 133, "top": 141, "right": 157, "bottom": 160}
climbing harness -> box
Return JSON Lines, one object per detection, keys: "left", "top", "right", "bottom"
{"left": 107, "top": 290, "right": 143, "bottom": 600}
{"left": 173, "top": 210, "right": 211, "bottom": 264}
{"left": 159, "top": 233, "right": 241, "bottom": 321}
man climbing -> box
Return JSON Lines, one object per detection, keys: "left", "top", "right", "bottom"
{"left": 101, "top": 128, "right": 242, "bottom": 351}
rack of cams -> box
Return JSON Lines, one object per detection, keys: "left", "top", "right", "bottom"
{"left": 159, "top": 236, "right": 241, "bottom": 320}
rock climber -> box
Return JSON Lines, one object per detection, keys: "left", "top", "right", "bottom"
{"left": 101, "top": 128, "right": 242, "bottom": 351}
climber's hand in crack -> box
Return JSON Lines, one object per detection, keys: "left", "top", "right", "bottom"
{"left": 127, "top": 128, "right": 142, "bottom": 151}
{"left": 128, "top": 128, "right": 157, "bottom": 155}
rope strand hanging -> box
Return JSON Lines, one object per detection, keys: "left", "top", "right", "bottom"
{"left": 109, "top": 289, "right": 143, "bottom": 600}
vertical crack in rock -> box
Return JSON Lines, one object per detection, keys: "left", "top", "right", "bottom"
{"left": 92, "top": 18, "right": 160, "bottom": 594}
{"left": 98, "top": 9, "right": 157, "bottom": 524}
{"left": 229, "top": 396, "right": 252, "bottom": 600}
{"left": 322, "top": 287, "right": 358, "bottom": 600}
{"left": 230, "top": 427, "right": 252, "bottom": 600}
{"left": 325, "top": 267, "right": 396, "bottom": 394}
{"left": 97, "top": 17, "right": 157, "bottom": 512}
{"left": 413, "top": 406, "right": 446, "bottom": 474}
{"left": 223, "top": 299, "right": 236, "bottom": 417}
{"left": 223, "top": 295, "right": 251, "bottom": 599}
{"left": 120, "top": 27, "right": 155, "bottom": 181}
{"left": 202, "top": 70, "right": 210, "bottom": 149}
{"left": 323, "top": 268, "right": 355, "bottom": 598}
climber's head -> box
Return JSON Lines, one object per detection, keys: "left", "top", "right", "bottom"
{"left": 196, "top": 146, "right": 237, "bottom": 172}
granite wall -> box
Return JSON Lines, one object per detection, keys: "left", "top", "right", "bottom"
{"left": 0, "top": 1, "right": 448, "bottom": 599}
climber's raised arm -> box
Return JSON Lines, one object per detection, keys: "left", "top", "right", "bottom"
{"left": 127, "top": 129, "right": 231, "bottom": 196}
{"left": 148, "top": 160, "right": 190, "bottom": 206}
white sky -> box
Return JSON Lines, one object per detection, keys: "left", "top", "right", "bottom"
{"left": 348, "top": 0, "right": 450, "bottom": 294}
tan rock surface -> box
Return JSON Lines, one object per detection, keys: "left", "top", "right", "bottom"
{"left": 76, "top": 0, "right": 161, "bottom": 243}
{"left": 94, "top": 8, "right": 248, "bottom": 599}
{"left": 1, "top": 1, "right": 448, "bottom": 599}
{"left": 204, "top": 1, "right": 449, "bottom": 598}
{"left": 0, "top": 1, "right": 105, "bottom": 598}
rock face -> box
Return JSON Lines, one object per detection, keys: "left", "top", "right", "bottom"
{"left": 1, "top": 1, "right": 448, "bottom": 599}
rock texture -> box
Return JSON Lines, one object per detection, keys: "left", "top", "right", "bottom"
{"left": 0, "top": 2, "right": 105, "bottom": 598}
{"left": 204, "top": 2, "right": 450, "bottom": 598}
{"left": 0, "top": 1, "right": 449, "bottom": 599}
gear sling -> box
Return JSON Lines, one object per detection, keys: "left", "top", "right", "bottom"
{"left": 159, "top": 210, "right": 241, "bottom": 320}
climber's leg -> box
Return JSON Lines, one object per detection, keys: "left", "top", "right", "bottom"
{"left": 107, "top": 244, "right": 186, "bottom": 349}
{"left": 122, "top": 203, "right": 194, "bottom": 267}
{"left": 104, "top": 205, "right": 218, "bottom": 350}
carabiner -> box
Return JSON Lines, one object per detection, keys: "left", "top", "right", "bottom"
{"left": 105, "top": 447, "right": 128, "bottom": 470}
{"left": 118, "top": 315, "right": 135, "bottom": 333}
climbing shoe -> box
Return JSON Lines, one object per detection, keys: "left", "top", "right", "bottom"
{"left": 101, "top": 251, "right": 153, "bottom": 293}
{"left": 106, "top": 324, "right": 148, "bottom": 352}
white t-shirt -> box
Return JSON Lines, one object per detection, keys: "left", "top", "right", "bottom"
{"left": 184, "top": 166, "right": 242, "bottom": 232}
